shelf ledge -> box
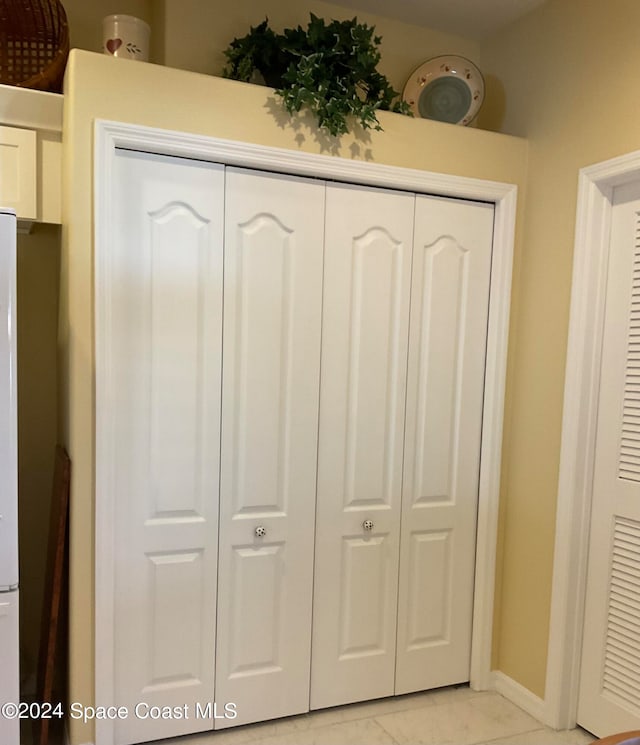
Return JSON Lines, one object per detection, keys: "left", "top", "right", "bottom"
{"left": 0, "top": 83, "right": 63, "bottom": 133}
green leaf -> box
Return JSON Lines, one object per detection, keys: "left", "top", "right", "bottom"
{"left": 222, "top": 13, "right": 411, "bottom": 135}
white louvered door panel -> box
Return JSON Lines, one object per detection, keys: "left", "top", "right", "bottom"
{"left": 578, "top": 180, "right": 640, "bottom": 736}
{"left": 216, "top": 168, "right": 325, "bottom": 727}
{"left": 311, "top": 183, "right": 414, "bottom": 710}
{"left": 108, "top": 150, "right": 224, "bottom": 745}
{"left": 395, "top": 196, "right": 494, "bottom": 694}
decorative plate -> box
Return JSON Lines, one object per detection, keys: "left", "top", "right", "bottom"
{"left": 403, "top": 55, "right": 485, "bottom": 126}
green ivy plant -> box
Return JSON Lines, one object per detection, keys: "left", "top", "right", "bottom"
{"left": 223, "top": 15, "right": 411, "bottom": 137}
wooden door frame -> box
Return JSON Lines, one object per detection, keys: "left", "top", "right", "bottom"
{"left": 94, "top": 119, "right": 518, "bottom": 745}
{"left": 546, "top": 149, "right": 640, "bottom": 729}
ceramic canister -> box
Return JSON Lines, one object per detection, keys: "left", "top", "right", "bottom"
{"left": 102, "top": 15, "right": 150, "bottom": 61}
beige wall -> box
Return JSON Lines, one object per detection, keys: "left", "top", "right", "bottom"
{"left": 157, "top": 0, "right": 480, "bottom": 97}
{"left": 60, "top": 0, "right": 480, "bottom": 105}
{"left": 477, "top": 0, "right": 640, "bottom": 698}
{"left": 17, "top": 224, "right": 61, "bottom": 690}
{"left": 56, "top": 0, "right": 640, "bottom": 722}
{"left": 62, "top": 49, "right": 527, "bottom": 745}
{"left": 62, "top": 0, "right": 154, "bottom": 54}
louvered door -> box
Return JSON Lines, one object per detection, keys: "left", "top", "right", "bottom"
{"left": 577, "top": 180, "right": 640, "bottom": 736}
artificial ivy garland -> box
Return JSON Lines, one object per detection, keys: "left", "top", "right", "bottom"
{"left": 223, "top": 14, "right": 411, "bottom": 137}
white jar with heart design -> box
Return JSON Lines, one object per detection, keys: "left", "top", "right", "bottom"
{"left": 102, "top": 15, "right": 150, "bottom": 62}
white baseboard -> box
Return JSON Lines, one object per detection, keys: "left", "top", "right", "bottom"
{"left": 492, "top": 670, "right": 551, "bottom": 727}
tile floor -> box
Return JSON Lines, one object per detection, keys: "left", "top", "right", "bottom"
{"left": 158, "top": 686, "right": 595, "bottom": 745}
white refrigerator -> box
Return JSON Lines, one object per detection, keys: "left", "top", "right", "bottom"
{"left": 0, "top": 208, "right": 20, "bottom": 745}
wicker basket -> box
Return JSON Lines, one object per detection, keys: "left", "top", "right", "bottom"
{"left": 0, "top": 0, "right": 70, "bottom": 93}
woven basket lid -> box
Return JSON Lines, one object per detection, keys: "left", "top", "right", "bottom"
{"left": 0, "top": 0, "right": 70, "bottom": 92}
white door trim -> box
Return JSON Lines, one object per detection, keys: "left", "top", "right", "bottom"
{"left": 545, "top": 149, "right": 640, "bottom": 729}
{"left": 94, "top": 119, "right": 517, "bottom": 744}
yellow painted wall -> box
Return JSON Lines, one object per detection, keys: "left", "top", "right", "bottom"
{"left": 62, "top": 0, "right": 154, "bottom": 54}
{"left": 61, "top": 49, "right": 527, "bottom": 745}
{"left": 16, "top": 225, "right": 61, "bottom": 690}
{"left": 60, "top": 0, "right": 480, "bottom": 108}
{"left": 157, "top": 0, "right": 480, "bottom": 98}
{"left": 56, "top": 0, "right": 640, "bottom": 723}
{"left": 477, "top": 0, "right": 640, "bottom": 698}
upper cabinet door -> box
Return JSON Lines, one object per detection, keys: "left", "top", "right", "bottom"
{"left": 0, "top": 126, "right": 36, "bottom": 221}
{"left": 311, "top": 182, "right": 415, "bottom": 710}
{"left": 216, "top": 167, "right": 325, "bottom": 727}
{"left": 108, "top": 150, "right": 224, "bottom": 745}
{"left": 395, "top": 195, "right": 494, "bottom": 695}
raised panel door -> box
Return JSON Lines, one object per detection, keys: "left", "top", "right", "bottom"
{"left": 311, "top": 182, "right": 414, "bottom": 710}
{"left": 395, "top": 195, "right": 494, "bottom": 694}
{"left": 109, "top": 150, "right": 224, "bottom": 745}
{"left": 215, "top": 167, "right": 325, "bottom": 727}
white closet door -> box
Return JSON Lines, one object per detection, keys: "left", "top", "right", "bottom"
{"left": 109, "top": 150, "right": 224, "bottom": 745}
{"left": 311, "top": 182, "right": 414, "bottom": 710}
{"left": 215, "top": 168, "right": 325, "bottom": 728}
{"left": 578, "top": 180, "right": 640, "bottom": 736}
{"left": 395, "top": 195, "right": 494, "bottom": 694}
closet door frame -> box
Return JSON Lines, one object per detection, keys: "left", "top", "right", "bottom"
{"left": 545, "top": 150, "right": 640, "bottom": 731}
{"left": 94, "top": 119, "right": 517, "bottom": 745}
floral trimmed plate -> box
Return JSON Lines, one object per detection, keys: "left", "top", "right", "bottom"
{"left": 403, "top": 55, "right": 485, "bottom": 126}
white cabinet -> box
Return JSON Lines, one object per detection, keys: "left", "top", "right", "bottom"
{"left": 100, "top": 148, "right": 495, "bottom": 745}
{"left": 0, "top": 125, "right": 36, "bottom": 221}
{"left": 0, "top": 85, "right": 63, "bottom": 226}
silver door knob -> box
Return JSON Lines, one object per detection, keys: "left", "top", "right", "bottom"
{"left": 363, "top": 520, "right": 374, "bottom": 531}
{"left": 255, "top": 526, "right": 267, "bottom": 538}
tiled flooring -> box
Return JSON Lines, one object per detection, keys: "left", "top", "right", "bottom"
{"left": 158, "top": 686, "right": 595, "bottom": 745}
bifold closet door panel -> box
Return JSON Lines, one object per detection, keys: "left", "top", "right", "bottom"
{"left": 395, "top": 195, "right": 494, "bottom": 695}
{"left": 108, "top": 150, "right": 224, "bottom": 745}
{"left": 215, "top": 167, "right": 325, "bottom": 728}
{"left": 311, "top": 182, "right": 414, "bottom": 710}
